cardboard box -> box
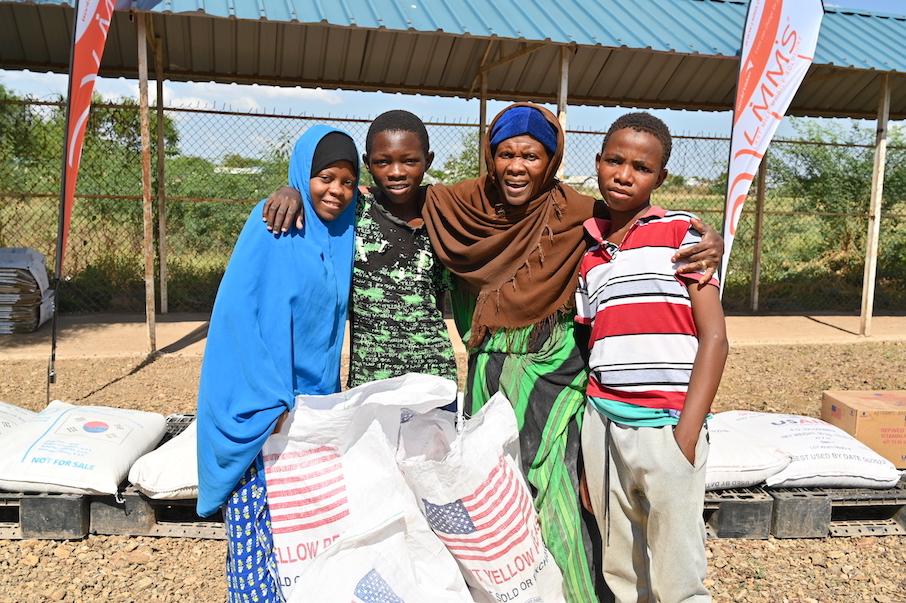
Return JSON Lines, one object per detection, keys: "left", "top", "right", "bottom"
{"left": 821, "top": 391, "right": 906, "bottom": 469}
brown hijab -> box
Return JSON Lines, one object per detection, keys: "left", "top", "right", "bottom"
{"left": 423, "top": 103, "right": 596, "bottom": 341}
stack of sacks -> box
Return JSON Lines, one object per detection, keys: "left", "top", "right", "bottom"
{"left": 258, "top": 373, "right": 566, "bottom": 603}
{"left": 262, "top": 373, "right": 474, "bottom": 602}
{"left": 0, "top": 247, "right": 53, "bottom": 334}
{"left": 0, "top": 400, "right": 166, "bottom": 495}
{"left": 706, "top": 410, "right": 902, "bottom": 491}
{"left": 129, "top": 373, "right": 564, "bottom": 601}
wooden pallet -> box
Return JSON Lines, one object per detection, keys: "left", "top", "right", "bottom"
{"left": 4, "top": 481, "right": 903, "bottom": 541}
{"left": 704, "top": 487, "right": 774, "bottom": 539}
{"left": 0, "top": 490, "right": 224, "bottom": 540}
{"left": 770, "top": 476, "right": 906, "bottom": 538}
{"left": 0, "top": 492, "right": 89, "bottom": 540}
{"left": 90, "top": 487, "right": 225, "bottom": 540}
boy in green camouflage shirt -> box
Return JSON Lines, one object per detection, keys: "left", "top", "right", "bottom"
{"left": 264, "top": 110, "right": 458, "bottom": 388}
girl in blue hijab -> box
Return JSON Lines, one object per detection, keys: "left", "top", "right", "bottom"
{"left": 196, "top": 125, "right": 358, "bottom": 602}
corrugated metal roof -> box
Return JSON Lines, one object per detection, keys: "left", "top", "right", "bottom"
{"left": 139, "top": 0, "right": 906, "bottom": 72}
{"left": 818, "top": 7, "right": 906, "bottom": 71}
{"left": 1, "top": 0, "right": 904, "bottom": 119}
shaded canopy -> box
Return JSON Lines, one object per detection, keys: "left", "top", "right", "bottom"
{"left": 0, "top": 0, "right": 904, "bottom": 119}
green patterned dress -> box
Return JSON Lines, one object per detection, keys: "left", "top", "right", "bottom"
{"left": 453, "top": 289, "right": 601, "bottom": 603}
{"left": 347, "top": 192, "right": 458, "bottom": 388}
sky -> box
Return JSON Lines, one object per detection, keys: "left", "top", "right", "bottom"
{"left": 0, "top": 0, "right": 900, "bottom": 151}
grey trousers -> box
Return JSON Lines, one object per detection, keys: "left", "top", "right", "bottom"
{"left": 582, "top": 406, "right": 712, "bottom": 603}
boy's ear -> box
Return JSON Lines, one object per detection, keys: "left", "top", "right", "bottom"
{"left": 594, "top": 152, "right": 602, "bottom": 172}
{"left": 655, "top": 168, "right": 668, "bottom": 190}
{"left": 425, "top": 150, "right": 435, "bottom": 171}
{"left": 362, "top": 153, "right": 373, "bottom": 175}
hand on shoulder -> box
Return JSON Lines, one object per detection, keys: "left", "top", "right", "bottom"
{"left": 262, "top": 186, "right": 304, "bottom": 232}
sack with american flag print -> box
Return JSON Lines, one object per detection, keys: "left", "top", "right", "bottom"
{"left": 285, "top": 425, "right": 473, "bottom": 602}
{"left": 398, "top": 393, "right": 566, "bottom": 603}
{"left": 261, "top": 373, "right": 461, "bottom": 600}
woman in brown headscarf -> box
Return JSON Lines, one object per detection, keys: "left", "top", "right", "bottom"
{"left": 422, "top": 102, "right": 721, "bottom": 603}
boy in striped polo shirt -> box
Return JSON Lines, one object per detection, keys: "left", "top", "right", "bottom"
{"left": 575, "top": 112, "right": 728, "bottom": 603}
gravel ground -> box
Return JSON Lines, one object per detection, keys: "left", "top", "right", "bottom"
{"left": 1, "top": 341, "right": 905, "bottom": 602}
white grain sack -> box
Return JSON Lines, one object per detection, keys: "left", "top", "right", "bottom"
{"left": 0, "top": 400, "right": 166, "bottom": 495}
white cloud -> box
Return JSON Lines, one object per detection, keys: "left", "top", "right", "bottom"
{"left": 0, "top": 72, "right": 342, "bottom": 113}
{"left": 0, "top": 70, "right": 68, "bottom": 99}
{"left": 2, "top": 68, "right": 741, "bottom": 138}
{"left": 252, "top": 84, "right": 344, "bottom": 105}
{"left": 166, "top": 95, "right": 214, "bottom": 109}
{"left": 249, "top": 134, "right": 277, "bottom": 146}
{"left": 163, "top": 81, "right": 343, "bottom": 113}
{"left": 0, "top": 70, "right": 163, "bottom": 103}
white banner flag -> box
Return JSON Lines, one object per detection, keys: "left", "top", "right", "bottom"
{"left": 721, "top": 0, "right": 824, "bottom": 290}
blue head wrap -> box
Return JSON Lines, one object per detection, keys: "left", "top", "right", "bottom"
{"left": 488, "top": 106, "right": 558, "bottom": 156}
{"left": 196, "top": 125, "right": 358, "bottom": 517}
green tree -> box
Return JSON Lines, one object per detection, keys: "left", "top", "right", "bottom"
{"left": 164, "top": 134, "right": 297, "bottom": 253}
{"left": 33, "top": 94, "right": 184, "bottom": 276}
{"left": 0, "top": 84, "right": 59, "bottom": 193}
{"left": 165, "top": 154, "right": 269, "bottom": 252}
{"left": 0, "top": 84, "right": 62, "bottom": 251}
{"left": 771, "top": 118, "right": 906, "bottom": 252}
{"left": 430, "top": 130, "right": 479, "bottom": 184}
{"left": 69, "top": 95, "right": 180, "bottom": 198}
{"left": 664, "top": 173, "right": 687, "bottom": 188}
{"left": 221, "top": 154, "right": 260, "bottom": 168}
{"left": 708, "top": 171, "right": 728, "bottom": 197}
{"left": 1, "top": 87, "right": 181, "bottom": 201}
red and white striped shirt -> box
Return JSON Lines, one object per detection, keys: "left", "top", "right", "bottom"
{"left": 575, "top": 206, "right": 719, "bottom": 412}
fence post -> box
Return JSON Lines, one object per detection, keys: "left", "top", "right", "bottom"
{"left": 137, "top": 13, "right": 157, "bottom": 352}
{"left": 154, "top": 34, "right": 168, "bottom": 314}
{"left": 750, "top": 150, "right": 767, "bottom": 312}
{"left": 556, "top": 45, "right": 570, "bottom": 181}
{"left": 860, "top": 74, "right": 890, "bottom": 337}
{"left": 479, "top": 72, "right": 487, "bottom": 177}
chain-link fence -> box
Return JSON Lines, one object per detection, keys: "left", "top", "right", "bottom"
{"left": 1, "top": 97, "right": 904, "bottom": 314}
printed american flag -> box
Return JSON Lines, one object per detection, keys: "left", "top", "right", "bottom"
{"left": 263, "top": 445, "right": 350, "bottom": 534}
{"left": 422, "top": 455, "right": 535, "bottom": 562}
{"left": 353, "top": 569, "right": 405, "bottom": 603}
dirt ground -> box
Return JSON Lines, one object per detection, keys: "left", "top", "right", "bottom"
{"left": 1, "top": 341, "right": 906, "bottom": 602}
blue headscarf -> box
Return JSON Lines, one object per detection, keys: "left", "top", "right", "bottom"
{"left": 488, "top": 105, "right": 558, "bottom": 156}
{"left": 196, "top": 125, "right": 358, "bottom": 517}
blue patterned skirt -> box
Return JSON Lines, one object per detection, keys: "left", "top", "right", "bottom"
{"left": 224, "top": 457, "right": 284, "bottom": 603}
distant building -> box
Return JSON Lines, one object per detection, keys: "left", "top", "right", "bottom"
{"left": 562, "top": 175, "right": 597, "bottom": 189}
{"left": 685, "top": 176, "right": 706, "bottom": 188}
{"left": 214, "top": 166, "right": 264, "bottom": 175}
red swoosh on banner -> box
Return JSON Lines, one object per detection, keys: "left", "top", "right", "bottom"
{"left": 728, "top": 173, "right": 755, "bottom": 236}
{"left": 61, "top": 0, "right": 116, "bottom": 266}
{"left": 734, "top": 0, "right": 783, "bottom": 125}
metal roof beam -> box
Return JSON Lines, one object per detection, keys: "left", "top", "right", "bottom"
{"left": 468, "top": 40, "right": 550, "bottom": 98}
{"left": 477, "top": 41, "right": 549, "bottom": 75}
{"left": 467, "top": 39, "right": 496, "bottom": 98}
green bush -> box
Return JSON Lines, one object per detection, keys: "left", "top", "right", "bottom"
{"left": 165, "top": 261, "right": 227, "bottom": 312}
